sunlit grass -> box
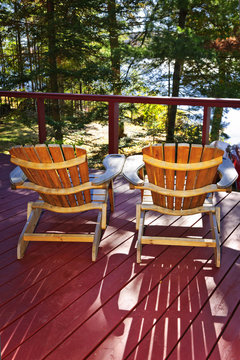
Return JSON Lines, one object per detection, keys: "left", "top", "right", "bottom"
{"left": 0, "top": 117, "right": 39, "bottom": 153}
{"left": 0, "top": 114, "right": 151, "bottom": 167}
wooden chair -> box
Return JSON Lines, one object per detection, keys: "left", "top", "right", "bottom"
{"left": 9, "top": 144, "right": 125, "bottom": 261}
{"left": 122, "top": 143, "right": 238, "bottom": 267}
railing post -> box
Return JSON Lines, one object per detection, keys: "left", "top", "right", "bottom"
{"left": 202, "top": 106, "right": 211, "bottom": 145}
{"left": 108, "top": 101, "right": 119, "bottom": 154}
{"left": 37, "top": 97, "right": 46, "bottom": 143}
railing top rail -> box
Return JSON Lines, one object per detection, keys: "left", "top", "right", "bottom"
{"left": 1, "top": 90, "right": 240, "bottom": 108}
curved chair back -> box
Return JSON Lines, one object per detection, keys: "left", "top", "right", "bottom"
{"left": 143, "top": 143, "right": 224, "bottom": 210}
{"left": 9, "top": 144, "right": 91, "bottom": 207}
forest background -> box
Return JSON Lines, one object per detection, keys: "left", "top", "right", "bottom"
{"left": 0, "top": 0, "right": 240, "bottom": 165}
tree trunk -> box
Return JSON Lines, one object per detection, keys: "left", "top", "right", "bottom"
{"left": 107, "top": 0, "right": 124, "bottom": 139}
{"left": 210, "top": 55, "right": 226, "bottom": 141}
{"left": 166, "top": 6, "right": 188, "bottom": 142}
{"left": 14, "top": 3, "right": 24, "bottom": 89}
{"left": 210, "top": 107, "right": 223, "bottom": 141}
{"left": 25, "top": 21, "right": 35, "bottom": 91}
{"left": 0, "top": 34, "right": 6, "bottom": 74}
{"left": 107, "top": 0, "right": 121, "bottom": 95}
{"left": 47, "top": 0, "right": 62, "bottom": 141}
{"left": 166, "top": 60, "right": 183, "bottom": 142}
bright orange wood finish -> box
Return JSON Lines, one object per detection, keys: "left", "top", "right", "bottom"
{"left": 142, "top": 144, "right": 224, "bottom": 210}
{"left": 1, "top": 153, "right": 239, "bottom": 360}
{"left": 9, "top": 144, "right": 91, "bottom": 208}
{"left": 9, "top": 145, "right": 111, "bottom": 261}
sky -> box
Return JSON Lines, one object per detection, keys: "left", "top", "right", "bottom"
{"left": 225, "top": 109, "right": 240, "bottom": 145}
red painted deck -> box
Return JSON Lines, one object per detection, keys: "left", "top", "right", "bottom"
{"left": 0, "top": 153, "right": 239, "bottom": 360}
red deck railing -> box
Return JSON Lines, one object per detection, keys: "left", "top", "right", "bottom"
{"left": 1, "top": 91, "right": 240, "bottom": 153}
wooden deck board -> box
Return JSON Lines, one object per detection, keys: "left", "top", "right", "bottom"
{"left": 208, "top": 302, "right": 240, "bottom": 360}
{"left": 0, "top": 153, "right": 239, "bottom": 360}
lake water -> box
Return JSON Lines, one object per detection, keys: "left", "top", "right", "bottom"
{"left": 226, "top": 109, "right": 240, "bottom": 145}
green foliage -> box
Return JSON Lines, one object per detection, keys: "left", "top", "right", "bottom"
{"left": 174, "top": 119, "right": 202, "bottom": 143}
{"left": 0, "top": 0, "right": 239, "bottom": 148}
{"left": 140, "top": 104, "right": 167, "bottom": 142}
{"left": 0, "top": 110, "right": 39, "bottom": 153}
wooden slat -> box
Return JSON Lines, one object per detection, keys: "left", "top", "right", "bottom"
{"left": 141, "top": 144, "right": 224, "bottom": 211}
{"left": 1, "top": 153, "right": 239, "bottom": 360}
{"left": 75, "top": 147, "right": 91, "bottom": 203}
{"left": 190, "top": 146, "right": 215, "bottom": 208}
{"left": 164, "top": 143, "right": 176, "bottom": 209}
{"left": 9, "top": 146, "right": 33, "bottom": 183}
{"left": 136, "top": 183, "right": 220, "bottom": 198}
{"left": 61, "top": 145, "right": 85, "bottom": 205}
{"left": 175, "top": 143, "right": 190, "bottom": 210}
{"left": 152, "top": 144, "right": 165, "bottom": 207}
{"left": 30, "top": 201, "right": 104, "bottom": 214}
{"left": 22, "top": 145, "right": 61, "bottom": 206}
{"left": 91, "top": 188, "right": 107, "bottom": 203}
{"left": 22, "top": 146, "right": 54, "bottom": 188}
{"left": 143, "top": 145, "right": 158, "bottom": 205}
{"left": 183, "top": 144, "right": 203, "bottom": 209}
{"left": 196, "top": 147, "right": 224, "bottom": 207}
{"left": 10, "top": 153, "right": 86, "bottom": 170}
{"left": 48, "top": 144, "right": 77, "bottom": 206}
{"left": 34, "top": 144, "right": 69, "bottom": 207}
{"left": 23, "top": 233, "right": 94, "bottom": 242}
{"left": 10, "top": 146, "right": 53, "bottom": 205}
{"left": 143, "top": 153, "right": 223, "bottom": 170}
{"left": 141, "top": 236, "right": 216, "bottom": 247}
{"left": 140, "top": 202, "right": 216, "bottom": 216}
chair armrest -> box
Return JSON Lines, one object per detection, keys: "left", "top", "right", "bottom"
{"left": 209, "top": 141, "right": 238, "bottom": 189}
{"left": 122, "top": 155, "right": 145, "bottom": 186}
{"left": 217, "top": 157, "right": 238, "bottom": 189}
{"left": 91, "top": 154, "right": 125, "bottom": 185}
{"left": 121, "top": 153, "right": 238, "bottom": 189}
{"left": 10, "top": 166, "right": 27, "bottom": 189}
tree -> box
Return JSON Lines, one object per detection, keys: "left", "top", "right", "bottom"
{"left": 179, "top": 0, "right": 240, "bottom": 141}
{"left": 146, "top": 0, "right": 240, "bottom": 141}
{"left": 1, "top": 0, "right": 239, "bottom": 145}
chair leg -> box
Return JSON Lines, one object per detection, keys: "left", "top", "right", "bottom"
{"left": 215, "top": 206, "right": 221, "bottom": 234}
{"left": 136, "top": 204, "right": 141, "bottom": 230}
{"left": 108, "top": 180, "right": 114, "bottom": 212}
{"left": 137, "top": 210, "right": 145, "bottom": 263}
{"left": 17, "top": 207, "right": 42, "bottom": 259}
{"left": 209, "top": 212, "right": 221, "bottom": 268}
{"left": 92, "top": 211, "right": 103, "bottom": 262}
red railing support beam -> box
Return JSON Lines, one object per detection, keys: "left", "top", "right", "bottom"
{"left": 108, "top": 101, "right": 119, "bottom": 154}
{"left": 1, "top": 91, "right": 240, "bottom": 152}
{"left": 202, "top": 106, "right": 211, "bottom": 145}
{"left": 37, "top": 98, "right": 46, "bottom": 143}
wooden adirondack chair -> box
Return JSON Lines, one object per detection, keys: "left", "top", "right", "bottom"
{"left": 9, "top": 144, "right": 125, "bottom": 261}
{"left": 122, "top": 143, "right": 238, "bottom": 267}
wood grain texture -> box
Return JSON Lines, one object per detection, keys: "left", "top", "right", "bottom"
{"left": 164, "top": 143, "right": 175, "bottom": 209}
{"left": 8, "top": 145, "right": 110, "bottom": 261}
{"left": 0, "top": 153, "right": 239, "bottom": 360}
{"left": 133, "top": 144, "right": 229, "bottom": 266}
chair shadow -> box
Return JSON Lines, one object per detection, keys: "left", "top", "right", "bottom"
{"left": 96, "top": 220, "right": 239, "bottom": 360}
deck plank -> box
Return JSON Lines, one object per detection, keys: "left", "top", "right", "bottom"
{"left": 208, "top": 302, "right": 240, "bottom": 360}
{"left": 166, "top": 256, "right": 240, "bottom": 360}
{"left": 86, "top": 201, "right": 240, "bottom": 360}
{"left": 0, "top": 153, "right": 239, "bottom": 360}
{"left": 3, "top": 211, "right": 226, "bottom": 359}
{"left": 125, "top": 236, "right": 239, "bottom": 360}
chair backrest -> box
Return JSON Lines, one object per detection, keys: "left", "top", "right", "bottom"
{"left": 9, "top": 144, "right": 91, "bottom": 207}
{"left": 142, "top": 143, "right": 224, "bottom": 210}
